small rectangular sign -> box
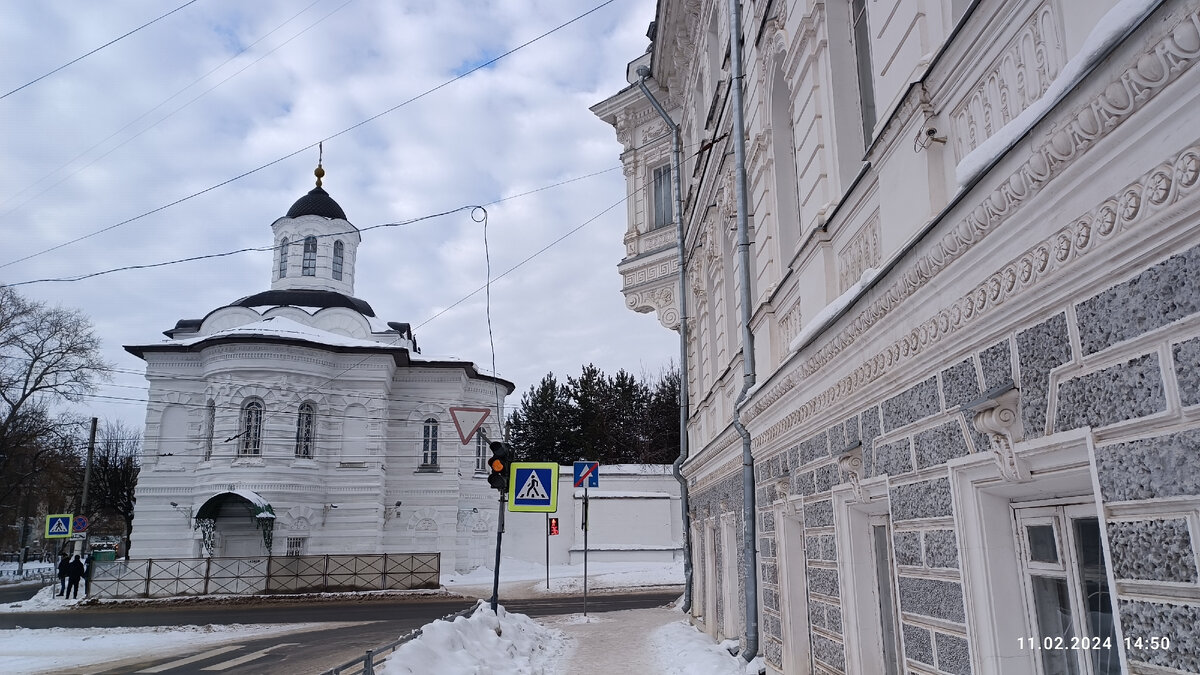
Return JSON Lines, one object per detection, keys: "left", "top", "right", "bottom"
{"left": 573, "top": 461, "right": 599, "bottom": 488}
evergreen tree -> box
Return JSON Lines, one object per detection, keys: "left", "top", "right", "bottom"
{"left": 506, "top": 373, "right": 574, "bottom": 464}
{"left": 507, "top": 363, "right": 680, "bottom": 466}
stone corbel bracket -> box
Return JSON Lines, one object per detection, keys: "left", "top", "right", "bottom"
{"left": 965, "top": 385, "right": 1030, "bottom": 482}
{"left": 838, "top": 441, "right": 865, "bottom": 502}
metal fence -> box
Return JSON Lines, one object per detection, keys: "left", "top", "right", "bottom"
{"left": 90, "top": 553, "right": 440, "bottom": 598}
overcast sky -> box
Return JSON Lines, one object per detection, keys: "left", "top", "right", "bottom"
{"left": 0, "top": 0, "right": 676, "bottom": 430}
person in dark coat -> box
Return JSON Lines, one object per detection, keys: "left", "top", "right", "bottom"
{"left": 83, "top": 554, "right": 92, "bottom": 596}
{"left": 56, "top": 552, "right": 69, "bottom": 596}
{"left": 64, "top": 554, "right": 85, "bottom": 599}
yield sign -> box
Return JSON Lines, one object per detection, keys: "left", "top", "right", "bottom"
{"left": 449, "top": 407, "right": 490, "bottom": 445}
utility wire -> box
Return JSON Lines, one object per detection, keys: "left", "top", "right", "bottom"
{"left": 0, "top": 159, "right": 643, "bottom": 289}
{"left": 0, "top": 0, "right": 201, "bottom": 101}
{"left": 0, "top": 0, "right": 617, "bottom": 271}
{"left": 0, "top": 0, "right": 341, "bottom": 216}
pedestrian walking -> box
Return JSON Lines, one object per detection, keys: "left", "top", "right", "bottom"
{"left": 56, "top": 552, "right": 68, "bottom": 596}
{"left": 65, "top": 554, "right": 85, "bottom": 599}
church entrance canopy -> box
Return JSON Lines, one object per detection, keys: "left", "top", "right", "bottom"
{"left": 194, "top": 490, "right": 276, "bottom": 556}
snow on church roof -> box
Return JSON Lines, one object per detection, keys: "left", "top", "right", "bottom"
{"left": 175, "top": 316, "right": 391, "bottom": 349}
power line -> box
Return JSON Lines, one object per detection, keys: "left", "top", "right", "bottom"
{"left": 0, "top": 0, "right": 202, "bottom": 101}
{"left": 0, "top": 0, "right": 618, "bottom": 271}
{"left": 0, "top": 0, "right": 341, "bottom": 217}
{"left": 0, "top": 160, "right": 635, "bottom": 289}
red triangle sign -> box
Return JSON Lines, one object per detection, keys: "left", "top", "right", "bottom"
{"left": 449, "top": 407, "right": 491, "bottom": 445}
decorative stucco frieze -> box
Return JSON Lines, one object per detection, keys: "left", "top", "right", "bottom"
{"left": 745, "top": 11, "right": 1200, "bottom": 433}
{"left": 838, "top": 217, "right": 881, "bottom": 293}
{"left": 622, "top": 258, "right": 678, "bottom": 290}
{"left": 753, "top": 139, "right": 1200, "bottom": 447}
{"left": 951, "top": 1, "right": 1064, "bottom": 160}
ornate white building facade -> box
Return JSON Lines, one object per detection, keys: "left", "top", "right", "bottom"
{"left": 125, "top": 167, "right": 512, "bottom": 573}
{"left": 596, "top": 0, "right": 1200, "bottom": 673}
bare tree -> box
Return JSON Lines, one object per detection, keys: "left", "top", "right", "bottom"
{"left": 88, "top": 420, "right": 140, "bottom": 559}
{"left": 0, "top": 286, "right": 110, "bottom": 508}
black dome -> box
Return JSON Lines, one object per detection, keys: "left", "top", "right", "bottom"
{"left": 286, "top": 186, "right": 347, "bottom": 220}
{"left": 232, "top": 289, "right": 375, "bottom": 317}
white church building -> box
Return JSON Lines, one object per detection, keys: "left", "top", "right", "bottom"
{"left": 124, "top": 165, "right": 513, "bottom": 574}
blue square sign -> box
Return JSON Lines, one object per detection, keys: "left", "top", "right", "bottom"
{"left": 573, "top": 461, "right": 599, "bottom": 488}
{"left": 508, "top": 463, "right": 559, "bottom": 513}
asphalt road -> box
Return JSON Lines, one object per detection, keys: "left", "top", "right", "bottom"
{"left": 0, "top": 581, "right": 46, "bottom": 604}
{"left": 9, "top": 589, "right": 681, "bottom": 674}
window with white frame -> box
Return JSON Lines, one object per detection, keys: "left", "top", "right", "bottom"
{"left": 475, "top": 434, "right": 487, "bottom": 473}
{"left": 285, "top": 536, "right": 306, "bottom": 557}
{"left": 239, "top": 398, "right": 263, "bottom": 455}
{"left": 202, "top": 399, "right": 215, "bottom": 461}
{"left": 422, "top": 417, "right": 439, "bottom": 466}
{"left": 295, "top": 401, "right": 315, "bottom": 458}
{"left": 850, "top": 0, "right": 876, "bottom": 145}
{"left": 1014, "top": 503, "right": 1119, "bottom": 675}
{"left": 302, "top": 236, "right": 317, "bottom": 276}
{"left": 332, "top": 240, "right": 344, "bottom": 280}
{"left": 278, "top": 237, "right": 289, "bottom": 278}
{"left": 651, "top": 164, "right": 673, "bottom": 229}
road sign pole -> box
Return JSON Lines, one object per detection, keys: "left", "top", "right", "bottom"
{"left": 545, "top": 513, "right": 551, "bottom": 590}
{"left": 76, "top": 417, "right": 97, "bottom": 557}
{"left": 490, "top": 492, "right": 505, "bottom": 613}
{"left": 578, "top": 485, "right": 583, "bottom": 612}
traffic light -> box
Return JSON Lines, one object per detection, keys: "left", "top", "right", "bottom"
{"left": 548, "top": 517, "right": 559, "bottom": 536}
{"left": 487, "top": 441, "right": 510, "bottom": 492}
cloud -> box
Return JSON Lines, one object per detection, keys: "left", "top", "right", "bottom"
{"left": 0, "top": 0, "right": 675, "bottom": 425}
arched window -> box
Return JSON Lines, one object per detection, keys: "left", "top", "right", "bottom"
{"left": 239, "top": 399, "right": 264, "bottom": 455}
{"left": 302, "top": 236, "right": 317, "bottom": 276}
{"left": 475, "top": 434, "right": 487, "bottom": 473}
{"left": 422, "top": 418, "right": 438, "bottom": 466}
{"left": 203, "top": 399, "right": 215, "bottom": 461}
{"left": 278, "top": 238, "right": 289, "bottom": 278}
{"left": 295, "top": 402, "right": 316, "bottom": 458}
{"left": 332, "top": 240, "right": 344, "bottom": 280}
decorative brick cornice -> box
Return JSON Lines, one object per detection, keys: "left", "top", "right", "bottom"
{"left": 746, "top": 9, "right": 1200, "bottom": 428}
{"left": 754, "top": 140, "right": 1200, "bottom": 448}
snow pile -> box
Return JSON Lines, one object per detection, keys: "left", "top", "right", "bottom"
{"left": 650, "top": 619, "right": 764, "bottom": 675}
{"left": 0, "top": 583, "right": 86, "bottom": 612}
{"left": 788, "top": 267, "right": 880, "bottom": 353}
{"left": 379, "top": 601, "right": 564, "bottom": 675}
{"left": 955, "top": 0, "right": 1163, "bottom": 186}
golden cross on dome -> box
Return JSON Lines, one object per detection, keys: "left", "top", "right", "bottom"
{"left": 315, "top": 142, "right": 325, "bottom": 188}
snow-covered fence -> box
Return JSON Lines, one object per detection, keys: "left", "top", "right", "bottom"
{"left": 89, "top": 553, "right": 440, "bottom": 598}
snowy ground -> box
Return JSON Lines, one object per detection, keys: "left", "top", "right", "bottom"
{"left": 0, "top": 557, "right": 760, "bottom": 675}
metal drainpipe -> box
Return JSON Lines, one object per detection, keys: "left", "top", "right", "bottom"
{"left": 636, "top": 67, "right": 693, "bottom": 614}
{"left": 727, "top": 0, "right": 759, "bottom": 663}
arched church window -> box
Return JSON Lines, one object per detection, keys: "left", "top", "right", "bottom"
{"left": 278, "top": 238, "right": 289, "bottom": 278}
{"left": 295, "top": 402, "right": 316, "bottom": 458}
{"left": 302, "top": 236, "right": 317, "bottom": 276}
{"left": 332, "top": 240, "right": 344, "bottom": 281}
{"left": 475, "top": 434, "right": 487, "bottom": 473}
{"left": 203, "top": 399, "right": 215, "bottom": 461}
{"left": 239, "top": 398, "right": 264, "bottom": 455}
{"left": 422, "top": 418, "right": 439, "bottom": 466}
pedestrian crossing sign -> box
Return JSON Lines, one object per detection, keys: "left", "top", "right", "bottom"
{"left": 45, "top": 514, "right": 73, "bottom": 539}
{"left": 507, "top": 463, "right": 559, "bottom": 513}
